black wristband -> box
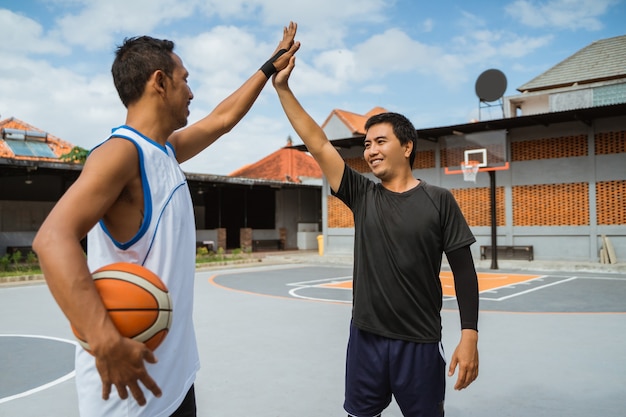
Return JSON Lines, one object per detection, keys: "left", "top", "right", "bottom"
{"left": 260, "top": 48, "right": 288, "bottom": 78}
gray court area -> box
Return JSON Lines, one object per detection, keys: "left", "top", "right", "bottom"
{"left": 1, "top": 262, "right": 625, "bottom": 416}
{"left": 0, "top": 335, "right": 75, "bottom": 400}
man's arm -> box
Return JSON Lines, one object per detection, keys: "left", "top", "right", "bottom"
{"left": 170, "top": 21, "right": 300, "bottom": 163}
{"left": 272, "top": 55, "right": 345, "bottom": 192}
{"left": 446, "top": 245, "right": 480, "bottom": 390}
{"left": 33, "top": 140, "right": 161, "bottom": 405}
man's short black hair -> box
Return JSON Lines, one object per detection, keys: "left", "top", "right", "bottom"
{"left": 111, "top": 36, "right": 176, "bottom": 108}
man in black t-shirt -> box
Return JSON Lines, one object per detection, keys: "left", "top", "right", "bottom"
{"left": 273, "top": 53, "right": 479, "bottom": 417}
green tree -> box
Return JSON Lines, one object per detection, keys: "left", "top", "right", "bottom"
{"left": 60, "top": 146, "right": 89, "bottom": 163}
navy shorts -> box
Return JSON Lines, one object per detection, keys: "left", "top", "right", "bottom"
{"left": 344, "top": 322, "right": 446, "bottom": 417}
{"left": 170, "top": 384, "right": 196, "bottom": 417}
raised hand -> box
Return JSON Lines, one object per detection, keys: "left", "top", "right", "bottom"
{"left": 270, "top": 21, "right": 300, "bottom": 74}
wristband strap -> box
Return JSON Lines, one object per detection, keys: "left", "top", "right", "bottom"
{"left": 260, "top": 48, "right": 288, "bottom": 78}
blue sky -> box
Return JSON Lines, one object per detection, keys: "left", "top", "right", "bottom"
{"left": 0, "top": 0, "right": 624, "bottom": 175}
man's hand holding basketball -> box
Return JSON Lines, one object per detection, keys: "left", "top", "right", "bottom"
{"left": 93, "top": 335, "right": 161, "bottom": 406}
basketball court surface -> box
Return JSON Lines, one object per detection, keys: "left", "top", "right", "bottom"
{"left": 1, "top": 261, "right": 625, "bottom": 416}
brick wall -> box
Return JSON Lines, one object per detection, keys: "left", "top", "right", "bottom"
{"left": 596, "top": 180, "right": 626, "bottom": 225}
{"left": 413, "top": 150, "right": 436, "bottom": 170}
{"left": 511, "top": 134, "right": 587, "bottom": 160}
{"left": 513, "top": 183, "right": 589, "bottom": 226}
{"left": 328, "top": 195, "right": 353, "bottom": 228}
{"left": 451, "top": 187, "right": 505, "bottom": 227}
{"left": 595, "top": 131, "right": 626, "bottom": 154}
{"left": 345, "top": 157, "right": 368, "bottom": 173}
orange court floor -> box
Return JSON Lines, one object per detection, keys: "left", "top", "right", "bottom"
{"left": 319, "top": 270, "right": 542, "bottom": 297}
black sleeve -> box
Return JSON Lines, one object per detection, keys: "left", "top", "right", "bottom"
{"left": 446, "top": 245, "right": 479, "bottom": 331}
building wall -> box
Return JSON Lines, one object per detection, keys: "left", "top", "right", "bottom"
{"left": 323, "top": 115, "right": 353, "bottom": 140}
{"left": 323, "top": 116, "right": 626, "bottom": 262}
{"left": 276, "top": 187, "right": 321, "bottom": 249}
{"left": 0, "top": 174, "right": 321, "bottom": 255}
{"left": 506, "top": 81, "right": 626, "bottom": 117}
{"left": 0, "top": 200, "right": 56, "bottom": 254}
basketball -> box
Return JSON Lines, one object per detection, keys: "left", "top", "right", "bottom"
{"left": 72, "top": 262, "right": 173, "bottom": 353}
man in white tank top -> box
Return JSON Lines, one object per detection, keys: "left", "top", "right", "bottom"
{"left": 33, "top": 23, "right": 300, "bottom": 417}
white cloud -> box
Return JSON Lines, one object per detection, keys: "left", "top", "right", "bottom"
{"left": 499, "top": 35, "right": 554, "bottom": 58}
{"left": 351, "top": 29, "right": 467, "bottom": 86}
{"left": 275, "top": 28, "right": 469, "bottom": 98}
{"left": 451, "top": 28, "right": 554, "bottom": 66}
{"left": 0, "top": 52, "right": 122, "bottom": 149}
{"left": 313, "top": 49, "right": 357, "bottom": 82}
{"left": 0, "top": 6, "right": 124, "bottom": 149}
{"left": 505, "top": 0, "right": 618, "bottom": 30}
{"left": 44, "top": 0, "right": 389, "bottom": 55}
{"left": 198, "top": 0, "right": 389, "bottom": 52}
{"left": 177, "top": 26, "right": 267, "bottom": 110}
{"left": 180, "top": 110, "right": 290, "bottom": 175}
{"left": 204, "top": 0, "right": 388, "bottom": 27}
{"left": 54, "top": 0, "right": 197, "bottom": 50}
{"left": 0, "top": 9, "right": 69, "bottom": 55}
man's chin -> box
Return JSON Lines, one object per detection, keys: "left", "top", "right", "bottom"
{"left": 370, "top": 167, "right": 386, "bottom": 180}
{"left": 176, "top": 118, "right": 189, "bottom": 130}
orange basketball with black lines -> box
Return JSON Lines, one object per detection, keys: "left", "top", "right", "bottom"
{"left": 72, "top": 262, "right": 173, "bottom": 353}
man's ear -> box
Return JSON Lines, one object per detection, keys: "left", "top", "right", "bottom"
{"left": 404, "top": 139, "right": 413, "bottom": 158}
{"left": 152, "top": 70, "right": 167, "bottom": 95}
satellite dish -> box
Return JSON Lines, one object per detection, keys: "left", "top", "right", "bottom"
{"left": 475, "top": 69, "right": 507, "bottom": 102}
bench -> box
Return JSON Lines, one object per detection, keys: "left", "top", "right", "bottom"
{"left": 480, "top": 245, "right": 534, "bottom": 261}
{"left": 196, "top": 240, "right": 215, "bottom": 252}
{"left": 252, "top": 239, "right": 284, "bottom": 251}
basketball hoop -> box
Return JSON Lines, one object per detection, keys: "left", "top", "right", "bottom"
{"left": 461, "top": 161, "right": 480, "bottom": 182}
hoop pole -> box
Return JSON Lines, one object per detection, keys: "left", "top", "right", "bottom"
{"left": 489, "top": 170, "right": 498, "bottom": 270}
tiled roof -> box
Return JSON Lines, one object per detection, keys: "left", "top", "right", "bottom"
{"left": 518, "top": 34, "right": 626, "bottom": 92}
{"left": 228, "top": 140, "right": 322, "bottom": 183}
{"left": 0, "top": 117, "right": 74, "bottom": 161}
{"left": 321, "top": 106, "right": 388, "bottom": 135}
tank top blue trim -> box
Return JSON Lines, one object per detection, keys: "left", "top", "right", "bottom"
{"left": 95, "top": 127, "right": 155, "bottom": 250}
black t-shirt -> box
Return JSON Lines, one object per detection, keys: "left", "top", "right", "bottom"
{"left": 333, "top": 165, "right": 476, "bottom": 343}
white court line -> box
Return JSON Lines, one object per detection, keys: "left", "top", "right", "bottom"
{"left": 576, "top": 276, "right": 626, "bottom": 281}
{"left": 286, "top": 276, "right": 352, "bottom": 286}
{"left": 0, "top": 334, "right": 77, "bottom": 404}
{"left": 287, "top": 276, "right": 353, "bottom": 303}
{"left": 485, "top": 276, "right": 579, "bottom": 301}
{"left": 288, "top": 287, "right": 351, "bottom": 303}
{"left": 479, "top": 275, "right": 549, "bottom": 294}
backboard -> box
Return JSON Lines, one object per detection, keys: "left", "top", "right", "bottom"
{"left": 442, "top": 129, "right": 509, "bottom": 175}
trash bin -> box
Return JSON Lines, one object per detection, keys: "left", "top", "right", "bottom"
{"left": 316, "top": 234, "right": 324, "bottom": 256}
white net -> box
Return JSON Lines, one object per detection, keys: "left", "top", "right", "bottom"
{"left": 461, "top": 161, "right": 480, "bottom": 182}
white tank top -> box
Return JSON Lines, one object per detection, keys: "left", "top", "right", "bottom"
{"left": 78, "top": 126, "right": 199, "bottom": 416}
